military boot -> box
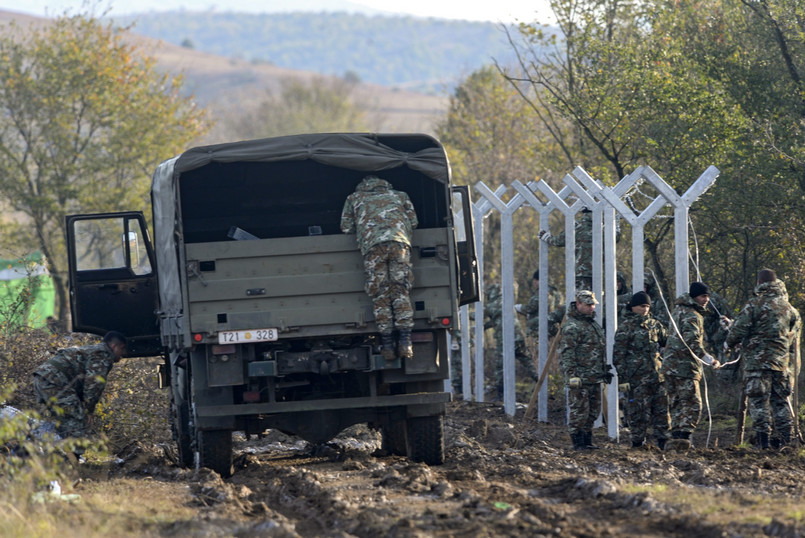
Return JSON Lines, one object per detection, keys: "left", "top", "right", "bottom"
{"left": 398, "top": 329, "right": 413, "bottom": 359}
{"left": 756, "top": 431, "right": 770, "bottom": 450}
{"left": 778, "top": 429, "right": 791, "bottom": 450}
{"left": 656, "top": 437, "right": 667, "bottom": 451}
{"left": 381, "top": 333, "right": 396, "bottom": 362}
{"left": 570, "top": 432, "right": 585, "bottom": 450}
{"left": 631, "top": 439, "right": 644, "bottom": 449}
{"left": 666, "top": 431, "right": 691, "bottom": 451}
{"left": 584, "top": 431, "right": 600, "bottom": 449}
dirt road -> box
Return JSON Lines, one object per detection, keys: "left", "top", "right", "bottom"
{"left": 71, "top": 400, "right": 804, "bottom": 537}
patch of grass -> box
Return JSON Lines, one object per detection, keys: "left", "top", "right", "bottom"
{"left": 621, "top": 483, "right": 668, "bottom": 495}
{"left": 636, "top": 485, "right": 801, "bottom": 528}
{"left": 787, "top": 509, "right": 805, "bottom": 522}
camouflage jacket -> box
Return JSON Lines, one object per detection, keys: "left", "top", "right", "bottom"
{"left": 340, "top": 176, "right": 418, "bottom": 255}
{"left": 33, "top": 342, "right": 117, "bottom": 415}
{"left": 484, "top": 285, "right": 526, "bottom": 336}
{"left": 558, "top": 302, "right": 606, "bottom": 384}
{"left": 547, "top": 304, "right": 567, "bottom": 338}
{"left": 523, "top": 285, "right": 562, "bottom": 333}
{"left": 726, "top": 279, "right": 801, "bottom": 372}
{"left": 613, "top": 310, "right": 668, "bottom": 385}
{"left": 662, "top": 293, "right": 708, "bottom": 380}
{"left": 703, "top": 292, "right": 731, "bottom": 351}
{"left": 543, "top": 212, "right": 594, "bottom": 280}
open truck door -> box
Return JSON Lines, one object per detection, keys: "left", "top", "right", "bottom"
{"left": 66, "top": 212, "right": 161, "bottom": 357}
{"left": 451, "top": 185, "right": 480, "bottom": 306}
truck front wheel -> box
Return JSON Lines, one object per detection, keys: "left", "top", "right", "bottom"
{"left": 198, "top": 429, "right": 233, "bottom": 478}
{"left": 170, "top": 394, "right": 194, "bottom": 468}
{"left": 406, "top": 415, "right": 445, "bottom": 465}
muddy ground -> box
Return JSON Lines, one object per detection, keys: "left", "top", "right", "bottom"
{"left": 59, "top": 399, "right": 805, "bottom": 537}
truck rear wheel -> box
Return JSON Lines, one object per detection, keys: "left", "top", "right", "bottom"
{"left": 406, "top": 415, "right": 445, "bottom": 465}
{"left": 381, "top": 419, "right": 407, "bottom": 456}
{"left": 198, "top": 429, "right": 233, "bottom": 478}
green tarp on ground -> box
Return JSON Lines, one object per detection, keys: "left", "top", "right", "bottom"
{"left": 0, "top": 252, "right": 55, "bottom": 329}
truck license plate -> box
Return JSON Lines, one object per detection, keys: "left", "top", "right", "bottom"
{"left": 218, "top": 328, "right": 278, "bottom": 344}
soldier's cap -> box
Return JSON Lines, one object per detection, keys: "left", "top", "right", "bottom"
{"left": 576, "top": 290, "right": 598, "bottom": 305}
{"left": 689, "top": 281, "right": 710, "bottom": 298}
{"left": 628, "top": 291, "right": 651, "bottom": 308}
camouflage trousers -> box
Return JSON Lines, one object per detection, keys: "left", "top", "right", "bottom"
{"left": 32, "top": 372, "right": 91, "bottom": 438}
{"left": 665, "top": 375, "right": 701, "bottom": 435}
{"left": 745, "top": 370, "right": 793, "bottom": 438}
{"left": 567, "top": 383, "right": 602, "bottom": 435}
{"left": 623, "top": 381, "right": 670, "bottom": 444}
{"left": 364, "top": 242, "right": 414, "bottom": 334}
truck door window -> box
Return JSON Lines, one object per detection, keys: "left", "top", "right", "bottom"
{"left": 452, "top": 192, "right": 467, "bottom": 242}
{"left": 126, "top": 218, "right": 152, "bottom": 275}
{"left": 73, "top": 217, "right": 151, "bottom": 275}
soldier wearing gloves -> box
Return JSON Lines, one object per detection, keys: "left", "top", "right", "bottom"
{"left": 558, "top": 290, "right": 612, "bottom": 449}
{"left": 724, "top": 269, "right": 801, "bottom": 449}
{"left": 662, "top": 282, "right": 720, "bottom": 450}
{"left": 538, "top": 208, "right": 594, "bottom": 291}
{"left": 32, "top": 331, "right": 127, "bottom": 439}
{"left": 341, "top": 175, "right": 418, "bottom": 361}
{"left": 517, "top": 269, "right": 562, "bottom": 337}
{"left": 613, "top": 291, "right": 670, "bottom": 449}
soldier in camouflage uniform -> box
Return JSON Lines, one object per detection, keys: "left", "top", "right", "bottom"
{"left": 32, "top": 331, "right": 127, "bottom": 439}
{"left": 484, "top": 283, "right": 538, "bottom": 398}
{"left": 539, "top": 208, "right": 595, "bottom": 291}
{"left": 725, "top": 269, "right": 801, "bottom": 449}
{"left": 645, "top": 276, "right": 671, "bottom": 328}
{"left": 558, "top": 290, "right": 613, "bottom": 449}
{"left": 613, "top": 291, "right": 670, "bottom": 448}
{"left": 517, "top": 270, "right": 562, "bottom": 337}
{"left": 341, "top": 175, "right": 418, "bottom": 360}
{"left": 616, "top": 272, "right": 632, "bottom": 317}
{"left": 661, "top": 282, "right": 721, "bottom": 449}
{"left": 703, "top": 291, "right": 732, "bottom": 361}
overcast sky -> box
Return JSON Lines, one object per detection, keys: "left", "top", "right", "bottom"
{"left": 0, "top": 0, "right": 554, "bottom": 23}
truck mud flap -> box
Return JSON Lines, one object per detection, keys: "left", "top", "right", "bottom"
{"left": 195, "top": 392, "right": 451, "bottom": 417}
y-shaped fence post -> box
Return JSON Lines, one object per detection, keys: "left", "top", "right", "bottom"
{"left": 474, "top": 182, "right": 527, "bottom": 416}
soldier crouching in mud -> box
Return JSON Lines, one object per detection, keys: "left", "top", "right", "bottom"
{"left": 341, "top": 175, "right": 418, "bottom": 361}
{"left": 32, "top": 331, "right": 127, "bottom": 441}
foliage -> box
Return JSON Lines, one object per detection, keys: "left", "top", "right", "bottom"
{"left": 0, "top": 13, "right": 209, "bottom": 322}
{"left": 218, "top": 75, "right": 370, "bottom": 140}
{"left": 113, "top": 11, "right": 522, "bottom": 93}
{"left": 436, "top": 66, "right": 568, "bottom": 294}
{"left": 489, "top": 0, "right": 805, "bottom": 312}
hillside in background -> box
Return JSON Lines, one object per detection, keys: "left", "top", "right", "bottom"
{"left": 0, "top": 9, "right": 450, "bottom": 139}
{"left": 113, "top": 11, "right": 521, "bottom": 93}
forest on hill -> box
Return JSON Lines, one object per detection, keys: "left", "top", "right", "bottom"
{"left": 113, "top": 11, "right": 524, "bottom": 93}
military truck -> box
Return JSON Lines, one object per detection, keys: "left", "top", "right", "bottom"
{"left": 66, "top": 133, "right": 478, "bottom": 477}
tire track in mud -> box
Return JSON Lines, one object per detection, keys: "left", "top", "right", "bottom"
{"left": 107, "top": 401, "right": 805, "bottom": 537}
